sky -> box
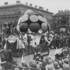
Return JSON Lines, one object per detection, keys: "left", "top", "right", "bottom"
{"left": 0, "top": 0, "right": 70, "bottom": 13}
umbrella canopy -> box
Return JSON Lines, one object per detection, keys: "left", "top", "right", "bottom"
{"left": 38, "top": 15, "right": 47, "bottom": 22}
{"left": 41, "top": 23, "right": 49, "bottom": 32}
{"left": 30, "top": 14, "right": 38, "bottom": 22}
{"left": 29, "top": 23, "right": 40, "bottom": 32}
{"left": 19, "top": 23, "right": 28, "bottom": 32}
{"left": 24, "top": 9, "right": 34, "bottom": 15}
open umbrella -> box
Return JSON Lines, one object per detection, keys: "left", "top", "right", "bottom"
{"left": 30, "top": 14, "right": 38, "bottom": 22}
{"left": 24, "top": 9, "right": 34, "bottom": 15}
{"left": 29, "top": 23, "right": 40, "bottom": 32}
{"left": 19, "top": 23, "right": 28, "bottom": 32}
{"left": 38, "top": 15, "right": 47, "bottom": 22}
{"left": 41, "top": 23, "right": 49, "bottom": 32}
{"left": 17, "top": 14, "right": 29, "bottom": 32}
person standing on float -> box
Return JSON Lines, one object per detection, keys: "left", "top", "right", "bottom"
{"left": 3, "top": 34, "right": 17, "bottom": 62}
{"left": 3, "top": 34, "right": 25, "bottom": 63}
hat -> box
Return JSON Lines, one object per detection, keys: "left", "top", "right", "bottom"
{"left": 7, "top": 35, "right": 17, "bottom": 43}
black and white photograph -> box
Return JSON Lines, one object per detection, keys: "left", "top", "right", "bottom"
{"left": 0, "top": 0, "right": 70, "bottom": 70}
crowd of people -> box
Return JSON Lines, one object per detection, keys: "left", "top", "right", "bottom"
{"left": 0, "top": 28, "right": 69, "bottom": 70}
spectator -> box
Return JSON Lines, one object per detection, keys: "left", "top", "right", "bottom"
{"left": 45, "top": 57, "right": 55, "bottom": 70}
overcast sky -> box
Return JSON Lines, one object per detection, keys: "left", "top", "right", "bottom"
{"left": 0, "top": 0, "right": 70, "bottom": 13}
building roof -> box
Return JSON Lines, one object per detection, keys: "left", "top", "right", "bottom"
{"left": 0, "top": 3, "right": 53, "bottom": 15}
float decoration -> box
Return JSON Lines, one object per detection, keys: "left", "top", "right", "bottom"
{"left": 17, "top": 9, "right": 49, "bottom": 33}
{"left": 29, "top": 23, "right": 40, "bottom": 32}
{"left": 38, "top": 15, "right": 47, "bottom": 23}
{"left": 41, "top": 22, "right": 49, "bottom": 32}
{"left": 19, "top": 23, "right": 28, "bottom": 32}
{"left": 30, "top": 14, "right": 38, "bottom": 22}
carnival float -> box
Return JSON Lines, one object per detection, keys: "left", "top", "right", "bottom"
{"left": 16, "top": 9, "right": 51, "bottom": 54}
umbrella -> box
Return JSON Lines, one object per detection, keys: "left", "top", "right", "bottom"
{"left": 24, "top": 9, "right": 34, "bottom": 15}
{"left": 30, "top": 14, "right": 38, "bottom": 22}
{"left": 38, "top": 15, "right": 47, "bottom": 22}
{"left": 19, "top": 23, "right": 28, "bottom": 32}
{"left": 29, "top": 23, "right": 40, "bottom": 32}
{"left": 41, "top": 23, "right": 49, "bottom": 32}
